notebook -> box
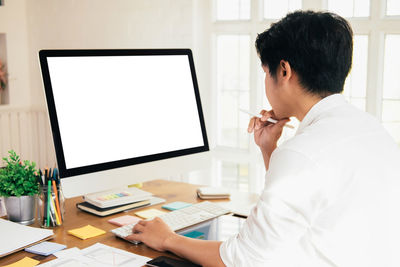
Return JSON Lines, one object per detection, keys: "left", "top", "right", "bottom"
{"left": 83, "top": 187, "right": 152, "bottom": 208}
{"left": 76, "top": 199, "right": 150, "bottom": 217}
{"left": 197, "top": 187, "right": 230, "bottom": 199}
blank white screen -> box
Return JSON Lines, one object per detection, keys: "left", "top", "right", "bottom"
{"left": 47, "top": 55, "right": 205, "bottom": 169}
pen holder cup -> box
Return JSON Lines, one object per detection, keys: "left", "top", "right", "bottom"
{"left": 38, "top": 184, "right": 65, "bottom": 228}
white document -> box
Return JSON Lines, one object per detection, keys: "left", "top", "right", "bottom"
{"left": 53, "top": 247, "right": 81, "bottom": 259}
{"left": 37, "top": 243, "right": 151, "bottom": 267}
{"left": 218, "top": 190, "right": 259, "bottom": 217}
{"left": 0, "top": 197, "right": 6, "bottom": 217}
{"left": 219, "top": 202, "right": 254, "bottom": 217}
{"left": 0, "top": 218, "right": 54, "bottom": 257}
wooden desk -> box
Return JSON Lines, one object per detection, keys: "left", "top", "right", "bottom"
{"left": 0, "top": 179, "right": 258, "bottom": 266}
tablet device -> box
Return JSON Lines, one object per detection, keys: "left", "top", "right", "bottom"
{"left": 146, "top": 216, "right": 246, "bottom": 267}
{"left": 177, "top": 215, "right": 246, "bottom": 241}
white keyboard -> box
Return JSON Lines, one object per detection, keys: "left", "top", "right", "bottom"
{"left": 111, "top": 201, "right": 230, "bottom": 244}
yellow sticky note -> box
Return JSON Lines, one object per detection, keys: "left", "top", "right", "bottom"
{"left": 67, "top": 225, "right": 106, "bottom": 240}
{"left": 128, "top": 183, "right": 143, "bottom": 188}
{"left": 3, "top": 257, "right": 39, "bottom": 267}
{"left": 135, "top": 209, "right": 166, "bottom": 219}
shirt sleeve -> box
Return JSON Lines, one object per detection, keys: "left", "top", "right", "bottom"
{"left": 219, "top": 148, "right": 325, "bottom": 267}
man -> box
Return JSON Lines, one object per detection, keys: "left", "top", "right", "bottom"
{"left": 127, "top": 11, "right": 400, "bottom": 267}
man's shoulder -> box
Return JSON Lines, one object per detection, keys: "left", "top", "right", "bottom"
{"left": 279, "top": 105, "right": 390, "bottom": 159}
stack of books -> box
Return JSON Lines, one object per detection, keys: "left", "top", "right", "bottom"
{"left": 196, "top": 187, "right": 231, "bottom": 199}
{"left": 76, "top": 187, "right": 154, "bottom": 217}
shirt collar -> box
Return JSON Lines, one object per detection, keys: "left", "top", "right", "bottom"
{"left": 297, "top": 93, "right": 347, "bottom": 134}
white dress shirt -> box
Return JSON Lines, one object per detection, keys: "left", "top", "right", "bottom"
{"left": 220, "top": 94, "right": 400, "bottom": 267}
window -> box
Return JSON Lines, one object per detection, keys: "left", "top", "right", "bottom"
{"left": 263, "top": 0, "right": 302, "bottom": 19}
{"left": 206, "top": 0, "right": 400, "bottom": 193}
{"left": 327, "top": 0, "right": 370, "bottom": 17}
{"left": 343, "top": 35, "right": 369, "bottom": 110}
{"left": 217, "top": 35, "right": 250, "bottom": 149}
{"left": 218, "top": 161, "right": 250, "bottom": 192}
{"left": 386, "top": 0, "right": 400, "bottom": 16}
{"left": 216, "top": 0, "right": 250, "bottom": 20}
{"left": 382, "top": 35, "right": 400, "bottom": 144}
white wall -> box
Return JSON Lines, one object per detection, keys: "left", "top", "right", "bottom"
{"left": 0, "top": 0, "right": 31, "bottom": 106}
{"left": 0, "top": 0, "right": 212, "bottom": 169}
{"left": 26, "top": 0, "right": 199, "bottom": 107}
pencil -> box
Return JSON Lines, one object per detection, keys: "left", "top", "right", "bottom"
{"left": 52, "top": 179, "right": 62, "bottom": 223}
{"left": 239, "top": 109, "right": 295, "bottom": 129}
{"left": 47, "top": 178, "right": 51, "bottom": 227}
{"left": 50, "top": 193, "right": 61, "bottom": 225}
{"left": 42, "top": 169, "right": 47, "bottom": 227}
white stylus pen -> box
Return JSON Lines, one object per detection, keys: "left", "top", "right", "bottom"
{"left": 239, "top": 109, "right": 295, "bottom": 129}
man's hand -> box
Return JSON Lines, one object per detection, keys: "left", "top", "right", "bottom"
{"left": 127, "top": 217, "right": 225, "bottom": 267}
{"left": 126, "top": 217, "right": 176, "bottom": 252}
{"left": 247, "top": 110, "right": 289, "bottom": 163}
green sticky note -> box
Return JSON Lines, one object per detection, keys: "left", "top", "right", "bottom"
{"left": 162, "top": 201, "right": 192, "bottom": 211}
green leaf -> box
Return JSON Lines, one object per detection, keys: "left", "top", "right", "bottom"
{"left": 0, "top": 150, "right": 39, "bottom": 197}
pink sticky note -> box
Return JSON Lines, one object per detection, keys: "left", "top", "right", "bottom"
{"left": 108, "top": 215, "right": 141, "bottom": 226}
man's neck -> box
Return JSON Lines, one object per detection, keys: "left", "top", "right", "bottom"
{"left": 291, "top": 92, "right": 322, "bottom": 121}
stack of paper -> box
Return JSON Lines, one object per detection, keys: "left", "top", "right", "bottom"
{"left": 78, "top": 187, "right": 166, "bottom": 216}
{"left": 197, "top": 187, "right": 231, "bottom": 199}
{"left": 36, "top": 243, "right": 151, "bottom": 267}
{"left": 0, "top": 219, "right": 53, "bottom": 257}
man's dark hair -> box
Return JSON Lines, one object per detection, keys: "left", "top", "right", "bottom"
{"left": 255, "top": 10, "right": 353, "bottom": 97}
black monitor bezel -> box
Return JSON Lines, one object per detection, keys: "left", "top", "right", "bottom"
{"left": 39, "top": 49, "right": 209, "bottom": 179}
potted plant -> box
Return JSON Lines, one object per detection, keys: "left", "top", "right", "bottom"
{"left": 0, "top": 150, "right": 39, "bottom": 225}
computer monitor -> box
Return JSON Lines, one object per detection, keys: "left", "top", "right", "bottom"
{"left": 39, "top": 49, "right": 209, "bottom": 198}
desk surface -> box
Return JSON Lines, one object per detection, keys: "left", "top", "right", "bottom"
{"left": 0, "top": 179, "right": 258, "bottom": 266}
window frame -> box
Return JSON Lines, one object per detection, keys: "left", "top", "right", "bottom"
{"left": 205, "top": 0, "right": 400, "bottom": 193}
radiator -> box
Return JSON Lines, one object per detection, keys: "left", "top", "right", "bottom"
{"left": 0, "top": 107, "right": 185, "bottom": 183}
{"left": 0, "top": 107, "right": 56, "bottom": 169}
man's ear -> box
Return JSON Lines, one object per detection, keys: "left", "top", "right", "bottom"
{"left": 280, "top": 60, "right": 292, "bottom": 79}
